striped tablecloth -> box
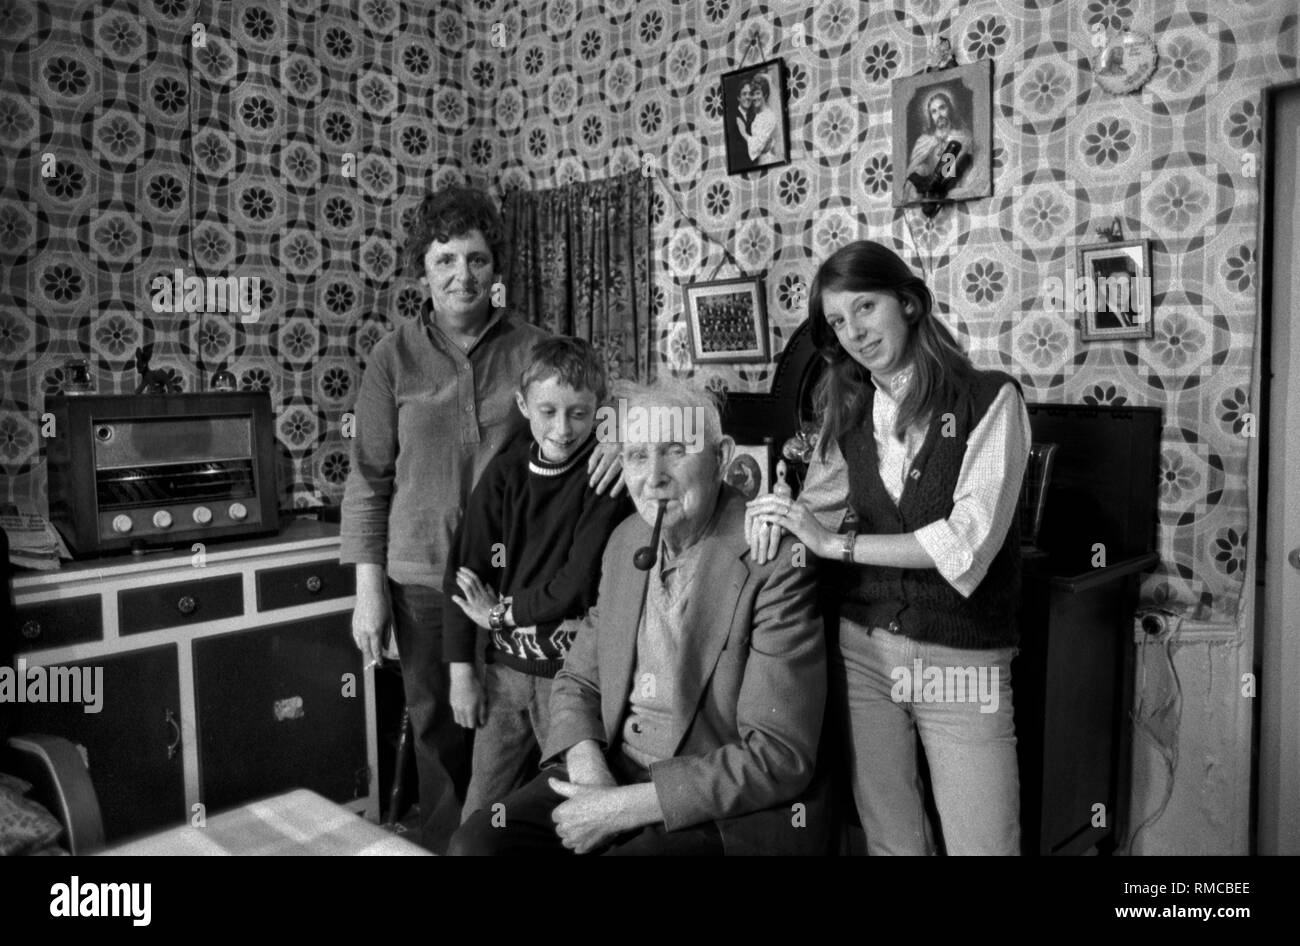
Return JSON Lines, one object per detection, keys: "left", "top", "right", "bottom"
{"left": 100, "top": 789, "right": 430, "bottom": 856}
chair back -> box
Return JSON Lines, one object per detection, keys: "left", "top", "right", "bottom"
{"left": 1019, "top": 442, "right": 1059, "bottom": 550}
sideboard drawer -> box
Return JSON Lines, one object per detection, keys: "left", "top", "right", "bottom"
{"left": 119, "top": 574, "right": 244, "bottom": 635}
{"left": 13, "top": 595, "right": 103, "bottom": 652}
{"left": 256, "top": 559, "right": 355, "bottom": 612}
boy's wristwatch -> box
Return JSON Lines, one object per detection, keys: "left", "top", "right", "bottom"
{"left": 488, "top": 601, "right": 508, "bottom": 631}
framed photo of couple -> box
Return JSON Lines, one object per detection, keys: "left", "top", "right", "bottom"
{"left": 721, "top": 59, "right": 791, "bottom": 175}
{"left": 892, "top": 59, "right": 993, "bottom": 207}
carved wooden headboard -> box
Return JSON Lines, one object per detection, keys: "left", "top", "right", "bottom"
{"left": 719, "top": 319, "right": 825, "bottom": 452}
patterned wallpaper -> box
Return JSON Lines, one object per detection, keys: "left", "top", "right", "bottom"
{"left": 0, "top": 0, "right": 467, "bottom": 517}
{"left": 1, "top": 0, "right": 1296, "bottom": 625}
{"left": 452, "top": 0, "right": 1297, "bottom": 625}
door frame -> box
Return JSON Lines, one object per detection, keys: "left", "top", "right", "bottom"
{"left": 1253, "top": 79, "right": 1300, "bottom": 856}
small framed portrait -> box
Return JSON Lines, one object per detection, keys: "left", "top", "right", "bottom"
{"left": 1091, "top": 29, "right": 1158, "bottom": 95}
{"left": 683, "top": 276, "right": 770, "bottom": 364}
{"left": 721, "top": 59, "right": 791, "bottom": 176}
{"left": 1076, "top": 239, "right": 1154, "bottom": 341}
{"left": 725, "top": 441, "right": 772, "bottom": 501}
{"left": 892, "top": 59, "right": 993, "bottom": 207}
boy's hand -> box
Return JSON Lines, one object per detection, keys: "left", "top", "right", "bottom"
{"left": 449, "top": 663, "right": 487, "bottom": 729}
{"left": 588, "top": 440, "right": 625, "bottom": 496}
{"left": 451, "top": 567, "right": 499, "bottom": 630}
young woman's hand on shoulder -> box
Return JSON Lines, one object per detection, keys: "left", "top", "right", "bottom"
{"left": 745, "top": 495, "right": 836, "bottom": 564}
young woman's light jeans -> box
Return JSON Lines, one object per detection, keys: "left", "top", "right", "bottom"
{"left": 834, "top": 618, "right": 1021, "bottom": 855}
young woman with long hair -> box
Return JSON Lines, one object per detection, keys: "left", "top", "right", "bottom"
{"left": 747, "top": 239, "right": 1031, "bottom": 855}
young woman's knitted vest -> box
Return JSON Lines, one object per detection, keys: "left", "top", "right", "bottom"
{"left": 837, "top": 369, "right": 1022, "bottom": 649}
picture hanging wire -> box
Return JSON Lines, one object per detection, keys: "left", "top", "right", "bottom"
{"left": 924, "top": 33, "right": 958, "bottom": 73}
{"left": 642, "top": 29, "right": 770, "bottom": 287}
{"left": 899, "top": 205, "right": 936, "bottom": 286}
{"left": 736, "top": 30, "right": 765, "bottom": 70}
{"left": 652, "top": 171, "right": 745, "bottom": 283}
{"left": 1095, "top": 217, "right": 1126, "bottom": 242}
{"left": 732, "top": 34, "right": 779, "bottom": 183}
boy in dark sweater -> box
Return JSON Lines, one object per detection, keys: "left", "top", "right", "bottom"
{"left": 444, "top": 336, "right": 631, "bottom": 821}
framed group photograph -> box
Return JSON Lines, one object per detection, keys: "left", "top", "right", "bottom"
{"left": 1077, "top": 239, "right": 1154, "bottom": 341}
{"left": 683, "top": 276, "right": 770, "bottom": 364}
{"left": 892, "top": 58, "right": 993, "bottom": 207}
{"left": 721, "top": 58, "right": 791, "bottom": 175}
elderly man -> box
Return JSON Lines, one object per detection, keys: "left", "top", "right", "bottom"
{"left": 448, "top": 379, "right": 828, "bottom": 856}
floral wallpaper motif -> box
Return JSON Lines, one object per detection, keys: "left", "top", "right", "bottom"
{"left": 450, "top": 0, "right": 1298, "bottom": 623}
{"left": 0, "top": 0, "right": 1295, "bottom": 623}
{"left": 1, "top": 0, "right": 465, "bottom": 513}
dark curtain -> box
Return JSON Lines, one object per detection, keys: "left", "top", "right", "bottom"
{"left": 502, "top": 171, "right": 654, "bottom": 383}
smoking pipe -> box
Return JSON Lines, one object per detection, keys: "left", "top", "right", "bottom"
{"left": 633, "top": 499, "right": 668, "bottom": 571}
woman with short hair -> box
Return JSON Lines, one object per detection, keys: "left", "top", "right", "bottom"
{"left": 340, "top": 186, "right": 618, "bottom": 852}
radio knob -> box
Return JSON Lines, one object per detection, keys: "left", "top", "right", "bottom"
{"left": 192, "top": 506, "right": 213, "bottom": 525}
{"left": 112, "top": 514, "right": 133, "bottom": 534}
{"left": 228, "top": 502, "right": 248, "bottom": 521}
{"left": 152, "top": 510, "right": 174, "bottom": 529}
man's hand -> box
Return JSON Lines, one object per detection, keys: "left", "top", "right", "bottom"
{"left": 451, "top": 567, "right": 500, "bottom": 630}
{"left": 548, "top": 780, "right": 634, "bottom": 854}
{"left": 564, "top": 740, "right": 617, "bottom": 788}
{"left": 449, "top": 663, "right": 487, "bottom": 729}
{"left": 587, "top": 439, "right": 625, "bottom": 496}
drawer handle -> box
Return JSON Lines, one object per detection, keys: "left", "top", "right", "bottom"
{"left": 177, "top": 595, "right": 197, "bottom": 615}
{"left": 165, "top": 708, "right": 181, "bottom": 761}
{"left": 305, "top": 575, "right": 322, "bottom": 594}
{"left": 21, "top": 619, "right": 42, "bottom": 640}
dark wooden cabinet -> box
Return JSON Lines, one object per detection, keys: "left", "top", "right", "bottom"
{"left": 193, "top": 612, "right": 368, "bottom": 811}
{"left": 14, "top": 644, "right": 186, "bottom": 841}
{"left": 10, "top": 521, "right": 378, "bottom": 840}
{"left": 118, "top": 573, "right": 244, "bottom": 635}
{"left": 255, "top": 558, "right": 355, "bottom": 611}
{"left": 13, "top": 593, "right": 102, "bottom": 651}
{"left": 1014, "top": 554, "right": 1155, "bottom": 855}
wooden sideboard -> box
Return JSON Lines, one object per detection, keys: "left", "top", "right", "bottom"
{"left": 9, "top": 519, "right": 377, "bottom": 843}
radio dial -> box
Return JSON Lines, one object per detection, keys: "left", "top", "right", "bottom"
{"left": 152, "top": 510, "right": 173, "bottom": 529}
{"left": 228, "top": 502, "right": 248, "bottom": 521}
{"left": 192, "top": 506, "right": 213, "bottom": 525}
{"left": 112, "top": 514, "right": 133, "bottom": 534}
